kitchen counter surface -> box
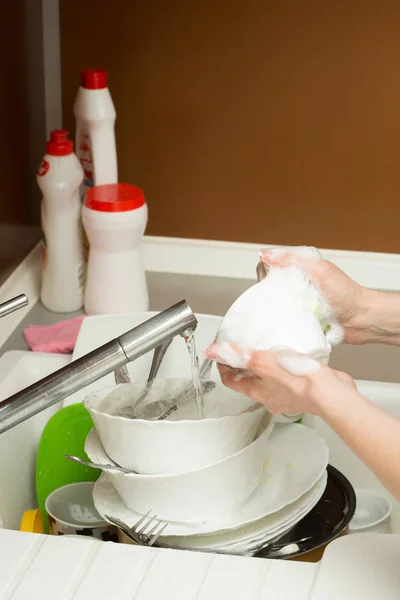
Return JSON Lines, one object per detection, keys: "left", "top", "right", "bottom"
{"left": 0, "top": 271, "right": 251, "bottom": 353}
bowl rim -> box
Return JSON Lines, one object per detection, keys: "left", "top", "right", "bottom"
{"left": 350, "top": 488, "right": 392, "bottom": 530}
{"left": 45, "top": 481, "right": 108, "bottom": 529}
{"left": 83, "top": 380, "right": 266, "bottom": 426}
{"left": 85, "top": 413, "right": 274, "bottom": 480}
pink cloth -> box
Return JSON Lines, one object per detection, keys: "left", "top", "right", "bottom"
{"left": 24, "top": 316, "right": 85, "bottom": 353}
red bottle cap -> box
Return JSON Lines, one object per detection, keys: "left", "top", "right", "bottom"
{"left": 46, "top": 130, "right": 73, "bottom": 156}
{"left": 84, "top": 184, "right": 146, "bottom": 212}
{"left": 80, "top": 67, "right": 107, "bottom": 90}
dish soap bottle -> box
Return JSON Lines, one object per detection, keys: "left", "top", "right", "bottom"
{"left": 73, "top": 67, "right": 118, "bottom": 202}
{"left": 37, "top": 130, "right": 84, "bottom": 312}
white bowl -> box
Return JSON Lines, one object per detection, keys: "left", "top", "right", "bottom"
{"left": 45, "top": 482, "right": 117, "bottom": 540}
{"left": 350, "top": 489, "right": 392, "bottom": 534}
{"left": 85, "top": 414, "right": 274, "bottom": 522}
{"left": 83, "top": 379, "right": 266, "bottom": 474}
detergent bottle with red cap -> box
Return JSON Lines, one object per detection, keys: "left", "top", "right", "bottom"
{"left": 73, "top": 67, "right": 118, "bottom": 202}
{"left": 37, "top": 130, "right": 85, "bottom": 312}
{"left": 82, "top": 183, "right": 149, "bottom": 315}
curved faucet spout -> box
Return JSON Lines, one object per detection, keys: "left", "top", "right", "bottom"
{"left": 0, "top": 300, "right": 197, "bottom": 434}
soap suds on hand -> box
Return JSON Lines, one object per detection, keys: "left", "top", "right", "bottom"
{"left": 259, "top": 245, "right": 323, "bottom": 263}
{"left": 261, "top": 246, "right": 344, "bottom": 347}
{"left": 213, "top": 342, "right": 251, "bottom": 369}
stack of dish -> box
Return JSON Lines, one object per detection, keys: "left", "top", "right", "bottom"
{"left": 83, "top": 379, "right": 329, "bottom": 555}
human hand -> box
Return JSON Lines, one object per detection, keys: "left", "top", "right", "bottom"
{"left": 205, "top": 342, "right": 356, "bottom": 416}
{"left": 259, "top": 247, "right": 367, "bottom": 344}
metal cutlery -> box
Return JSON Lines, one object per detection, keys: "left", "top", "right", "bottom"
{"left": 156, "top": 356, "right": 216, "bottom": 421}
{"left": 133, "top": 339, "right": 173, "bottom": 407}
{"left": 65, "top": 454, "right": 133, "bottom": 474}
{"left": 114, "top": 364, "right": 131, "bottom": 385}
{"left": 105, "top": 512, "right": 312, "bottom": 557}
{"left": 106, "top": 511, "right": 168, "bottom": 547}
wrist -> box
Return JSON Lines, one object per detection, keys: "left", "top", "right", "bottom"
{"left": 312, "top": 375, "right": 361, "bottom": 419}
{"left": 348, "top": 288, "right": 400, "bottom": 345}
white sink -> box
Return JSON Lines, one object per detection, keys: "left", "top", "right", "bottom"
{"left": 0, "top": 351, "right": 70, "bottom": 529}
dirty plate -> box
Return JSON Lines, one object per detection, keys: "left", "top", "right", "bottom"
{"left": 93, "top": 423, "right": 329, "bottom": 536}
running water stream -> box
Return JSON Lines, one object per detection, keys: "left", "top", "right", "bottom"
{"left": 184, "top": 331, "right": 204, "bottom": 419}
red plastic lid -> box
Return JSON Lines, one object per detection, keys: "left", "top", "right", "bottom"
{"left": 84, "top": 184, "right": 146, "bottom": 212}
{"left": 80, "top": 67, "right": 107, "bottom": 90}
{"left": 46, "top": 130, "right": 73, "bottom": 156}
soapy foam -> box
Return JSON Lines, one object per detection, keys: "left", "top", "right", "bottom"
{"left": 218, "top": 266, "right": 331, "bottom": 359}
{"left": 260, "top": 246, "right": 344, "bottom": 347}
{"left": 213, "top": 342, "right": 251, "bottom": 369}
{"left": 259, "top": 245, "right": 323, "bottom": 263}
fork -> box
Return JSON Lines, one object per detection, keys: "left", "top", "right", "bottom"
{"left": 105, "top": 511, "right": 168, "bottom": 547}
{"left": 106, "top": 512, "right": 312, "bottom": 556}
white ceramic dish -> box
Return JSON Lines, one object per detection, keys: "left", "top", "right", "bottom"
{"left": 84, "top": 379, "right": 266, "bottom": 474}
{"left": 162, "top": 472, "right": 328, "bottom": 554}
{"left": 86, "top": 415, "right": 273, "bottom": 522}
{"left": 350, "top": 489, "right": 392, "bottom": 534}
{"left": 93, "top": 423, "right": 329, "bottom": 535}
{"left": 216, "top": 269, "right": 331, "bottom": 364}
{"left": 65, "top": 311, "right": 222, "bottom": 406}
{"left": 45, "top": 482, "right": 116, "bottom": 540}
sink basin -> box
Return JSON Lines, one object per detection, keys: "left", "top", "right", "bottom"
{"left": 0, "top": 351, "right": 70, "bottom": 529}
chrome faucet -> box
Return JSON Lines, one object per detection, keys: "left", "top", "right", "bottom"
{"left": 0, "top": 300, "right": 197, "bottom": 434}
{"left": 0, "top": 294, "right": 28, "bottom": 318}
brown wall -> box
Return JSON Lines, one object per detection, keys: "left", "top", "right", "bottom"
{"left": 0, "top": 2, "right": 30, "bottom": 224}
{"left": 60, "top": 1, "right": 400, "bottom": 252}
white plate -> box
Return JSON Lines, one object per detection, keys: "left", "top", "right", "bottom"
{"left": 163, "top": 471, "right": 327, "bottom": 553}
{"left": 65, "top": 311, "right": 222, "bottom": 406}
{"left": 93, "top": 423, "right": 329, "bottom": 536}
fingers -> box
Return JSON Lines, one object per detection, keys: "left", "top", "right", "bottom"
{"left": 217, "top": 363, "right": 260, "bottom": 397}
{"left": 206, "top": 342, "right": 288, "bottom": 377}
{"left": 259, "top": 246, "right": 325, "bottom": 281}
{"left": 331, "top": 369, "right": 357, "bottom": 389}
{"left": 207, "top": 343, "right": 320, "bottom": 381}
{"left": 204, "top": 342, "right": 251, "bottom": 369}
{"left": 218, "top": 363, "right": 298, "bottom": 413}
{"left": 259, "top": 248, "right": 295, "bottom": 268}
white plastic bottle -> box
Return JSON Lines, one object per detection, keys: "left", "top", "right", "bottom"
{"left": 73, "top": 67, "right": 118, "bottom": 202}
{"left": 82, "top": 183, "right": 149, "bottom": 314}
{"left": 37, "top": 130, "right": 84, "bottom": 312}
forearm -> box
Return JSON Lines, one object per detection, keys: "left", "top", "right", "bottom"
{"left": 317, "top": 386, "right": 400, "bottom": 500}
{"left": 350, "top": 288, "right": 400, "bottom": 346}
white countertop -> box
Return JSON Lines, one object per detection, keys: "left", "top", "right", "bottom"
{"left": 1, "top": 529, "right": 400, "bottom": 599}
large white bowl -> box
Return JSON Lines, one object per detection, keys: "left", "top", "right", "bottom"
{"left": 83, "top": 379, "right": 266, "bottom": 474}
{"left": 85, "top": 414, "right": 274, "bottom": 522}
